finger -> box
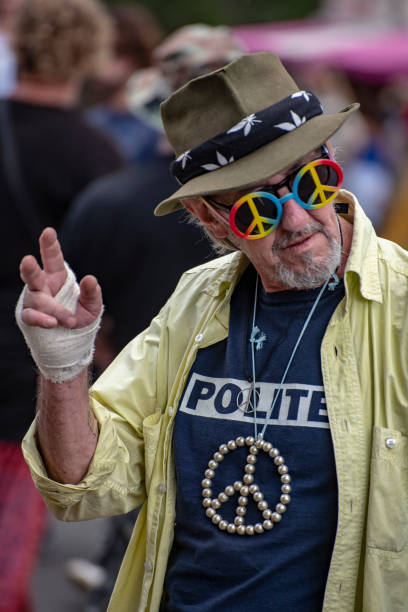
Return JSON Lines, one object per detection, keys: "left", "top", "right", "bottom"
{"left": 20, "top": 307, "right": 58, "bottom": 329}
{"left": 78, "top": 275, "right": 103, "bottom": 317}
{"left": 23, "top": 291, "right": 76, "bottom": 328}
{"left": 19, "top": 255, "right": 48, "bottom": 293}
{"left": 39, "top": 227, "right": 66, "bottom": 276}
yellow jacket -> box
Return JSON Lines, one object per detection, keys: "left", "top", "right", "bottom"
{"left": 23, "top": 191, "right": 408, "bottom": 611}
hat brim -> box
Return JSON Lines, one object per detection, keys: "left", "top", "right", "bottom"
{"left": 154, "top": 103, "right": 359, "bottom": 216}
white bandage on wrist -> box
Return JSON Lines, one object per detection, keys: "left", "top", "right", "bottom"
{"left": 15, "top": 263, "right": 103, "bottom": 383}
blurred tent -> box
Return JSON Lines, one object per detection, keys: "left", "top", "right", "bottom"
{"left": 233, "top": 19, "right": 408, "bottom": 237}
{"left": 233, "top": 20, "right": 408, "bottom": 83}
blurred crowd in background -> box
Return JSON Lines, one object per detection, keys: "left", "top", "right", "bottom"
{"left": 2, "top": 0, "right": 408, "bottom": 610}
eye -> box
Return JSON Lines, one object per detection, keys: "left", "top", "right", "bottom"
{"left": 233, "top": 200, "right": 257, "bottom": 232}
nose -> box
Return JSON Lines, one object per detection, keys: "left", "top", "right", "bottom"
{"left": 278, "top": 188, "right": 310, "bottom": 232}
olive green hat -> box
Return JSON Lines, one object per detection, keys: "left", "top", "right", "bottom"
{"left": 154, "top": 52, "right": 359, "bottom": 216}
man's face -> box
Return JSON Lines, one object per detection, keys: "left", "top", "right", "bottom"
{"left": 185, "top": 150, "right": 343, "bottom": 292}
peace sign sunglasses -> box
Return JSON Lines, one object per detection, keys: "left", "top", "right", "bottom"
{"left": 201, "top": 147, "right": 343, "bottom": 240}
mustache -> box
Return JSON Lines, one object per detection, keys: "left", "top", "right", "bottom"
{"left": 272, "top": 221, "right": 329, "bottom": 252}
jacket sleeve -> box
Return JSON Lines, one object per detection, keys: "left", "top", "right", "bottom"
{"left": 21, "top": 307, "right": 167, "bottom": 522}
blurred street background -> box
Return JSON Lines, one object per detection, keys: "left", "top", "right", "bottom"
{"left": 32, "top": 516, "right": 110, "bottom": 612}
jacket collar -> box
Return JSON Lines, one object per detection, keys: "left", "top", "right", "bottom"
{"left": 338, "top": 190, "right": 382, "bottom": 303}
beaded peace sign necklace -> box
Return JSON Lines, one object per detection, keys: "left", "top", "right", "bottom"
{"left": 201, "top": 218, "right": 343, "bottom": 536}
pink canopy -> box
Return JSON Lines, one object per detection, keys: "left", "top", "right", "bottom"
{"left": 233, "top": 20, "right": 408, "bottom": 82}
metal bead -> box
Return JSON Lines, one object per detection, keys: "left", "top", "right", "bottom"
{"left": 245, "top": 525, "right": 255, "bottom": 536}
{"left": 227, "top": 440, "right": 237, "bottom": 450}
{"left": 253, "top": 491, "right": 264, "bottom": 503}
{"left": 255, "top": 438, "right": 264, "bottom": 449}
{"left": 208, "top": 460, "right": 218, "bottom": 470}
{"left": 274, "top": 455, "right": 285, "bottom": 466}
{"left": 212, "top": 514, "right": 221, "bottom": 525}
{"left": 225, "top": 486, "right": 235, "bottom": 497}
{"left": 234, "top": 516, "right": 244, "bottom": 526}
{"left": 240, "top": 486, "right": 249, "bottom": 496}
{"left": 202, "top": 488, "right": 212, "bottom": 498}
{"left": 254, "top": 523, "right": 264, "bottom": 534}
{"left": 262, "top": 442, "right": 272, "bottom": 452}
{"left": 245, "top": 436, "right": 255, "bottom": 446}
{"left": 245, "top": 464, "right": 255, "bottom": 474}
{"left": 263, "top": 520, "right": 274, "bottom": 530}
{"left": 238, "top": 496, "right": 248, "bottom": 506}
{"left": 237, "top": 525, "right": 246, "bottom": 535}
{"left": 201, "top": 478, "right": 212, "bottom": 488}
{"left": 281, "top": 474, "right": 291, "bottom": 484}
{"left": 227, "top": 523, "right": 236, "bottom": 534}
{"left": 281, "top": 484, "right": 292, "bottom": 494}
{"left": 278, "top": 464, "right": 289, "bottom": 474}
{"left": 236, "top": 506, "right": 247, "bottom": 517}
{"left": 249, "top": 445, "right": 259, "bottom": 455}
{"left": 271, "top": 512, "right": 282, "bottom": 522}
{"left": 246, "top": 454, "right": 257, "bottom": 465}
{"left": 213, "top": 452, "right": 224, "bottom": 462}
{"left": 243, "top": 474, "right": 254, "bottom": 485}
{"left": 276, "top": 503, "right": 287, "bottom": 514}
{"left": 218, "top": 520, "right": 228, "bottom": 531}
{"left": 206, "top": 508, "right": 216, "bottom": 518}
{"left": 211, "top": 499, "right": 221, "bottom": 509}
{"left": 236, "top": 437, "right": 245, "bottom": 447}
{"left": 219, "top": 444, "right": 229, "bottom": 455}
{"left": 280, "top": 494, "right": 291, "bottom": 505}
{"left": 202, "top": 498, "right": 212, "bottom": 508}
{"left": 234, "top": 481, "right": 243, "bottom": 491}
{"left": 205, "top": 469, "right": 215, "bottom": 479}
{"left": 269, "top": 447, "right": 280, "bottom": 458}
{"left": 258, "top": 500, "right": 268, "bottom": 511}
{"left": 249, "top": 484, "right": 259, "bottom": 494}
{"left": 262, "top": 509, "right": 272, "bottom": 519}
{"left": 218, "top": 492, "right": 229, "bottom": 503}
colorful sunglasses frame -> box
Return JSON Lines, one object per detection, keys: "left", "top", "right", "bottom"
{"left": 203, "top": 157, "right": 343, "bottom": 240}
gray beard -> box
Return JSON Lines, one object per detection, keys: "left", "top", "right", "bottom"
{"left": 267, "top": 222, "right": 342, "bottom": 290}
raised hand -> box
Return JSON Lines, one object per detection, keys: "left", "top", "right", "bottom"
{"left": 19, "top": 227, "right": 102, "bottom": 329}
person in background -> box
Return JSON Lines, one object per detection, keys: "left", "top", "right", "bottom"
{"left": 127, "top": 23, "right": 247, "bottom": 132}
{"left": 0, "top": 1, "right": 124, "bottom": 610}
{"left": 60, "top": 26, "right": 244, "bottom": 607}
{"left": 61, "top": 24, "right": 245, "bottom": 366}
{"left": 83, "top": 3, "right": 164, "bottom": 164}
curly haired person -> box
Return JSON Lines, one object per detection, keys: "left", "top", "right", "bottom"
{"left": 0, "top": 1, "right": 124, "bottom": 610}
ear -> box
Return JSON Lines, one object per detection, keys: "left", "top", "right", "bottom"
{"left": 182, "top": 197, "right": 229, "bottom": 238}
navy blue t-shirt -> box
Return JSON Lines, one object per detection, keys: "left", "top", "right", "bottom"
{"left": 163, "top": 266, "right": 344, "bottom": 611}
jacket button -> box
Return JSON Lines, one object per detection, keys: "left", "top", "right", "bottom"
{"left": 195, "top": 333, "right": 203, "bottom": 343}
{"left": 144, "top": 560, "right": 153, "bottom": 572}
{"left": 168, "top": 406, "right": 173, "bottom": 416}
{"left": 385, "top": 437, "right": 397, "bottom": 449}
{"left": 158, "top": 483, "right": 167, "bottom": 494}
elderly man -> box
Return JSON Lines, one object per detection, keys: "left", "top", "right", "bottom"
{"left": 17, "top": 53, "right": 408, "bottom": 611}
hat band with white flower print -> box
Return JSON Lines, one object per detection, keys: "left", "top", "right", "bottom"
{"left": 170, "top": 91, "right": 323, "bottom": 185}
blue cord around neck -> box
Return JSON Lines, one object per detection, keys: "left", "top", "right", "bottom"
{"left": 249, "top": 273, "right": 335, "bottom": 440}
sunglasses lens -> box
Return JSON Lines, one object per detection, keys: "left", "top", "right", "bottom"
{"left": 231, "top": 192, "right": 281, "bottom": 239}
{"left": 295, "top": 160, "right": 342, "bottom": 208}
